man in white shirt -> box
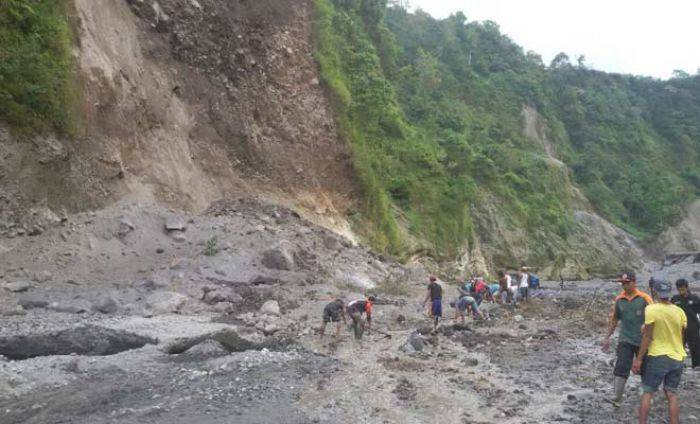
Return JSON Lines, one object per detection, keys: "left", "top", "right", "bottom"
{"left": 518, "top": 267, "right": 529, "bottom": 302}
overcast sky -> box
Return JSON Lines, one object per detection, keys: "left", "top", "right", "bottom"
{"left": 408, "top": 0, "right": 699, "bottom": 79}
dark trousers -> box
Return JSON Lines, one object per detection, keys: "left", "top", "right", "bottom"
{"left": 686, "top": 324, "right": 700, "bottom": 368}
{"left": 614, "top": 341, "right": 646, "bottom": 378}
{"left": 350, "top": 312, "right": 364, "bottom": 340}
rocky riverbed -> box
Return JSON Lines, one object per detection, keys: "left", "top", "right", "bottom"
{"left": 1, "top": 198, "right": 698, "bottom": 423}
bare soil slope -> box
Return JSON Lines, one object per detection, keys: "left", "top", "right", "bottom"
{"left": 1, "top": 0, "right": 356, "bottom": 235}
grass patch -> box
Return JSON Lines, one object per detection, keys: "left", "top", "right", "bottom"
{"left": 0, "top": 0, "right": 77, "bottom": 134}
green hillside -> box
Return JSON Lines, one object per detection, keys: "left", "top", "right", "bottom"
{"left": 0, "top": 0, "right": 75, "bottom": 134}
{"left": 313, "top": 0, "right": 700, "bottom": 259}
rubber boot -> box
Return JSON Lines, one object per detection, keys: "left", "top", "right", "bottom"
{"left": 612, "top": 376, "right": 627, "bottom": 406}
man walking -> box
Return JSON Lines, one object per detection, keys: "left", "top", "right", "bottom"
{"left": 633, "top": 278, "right": 687, "bottom": 424}
{"left": 602, "top": 271, "right": 653, "bottom": 407}
{"left": 671, "top": 278, "right": 700, "bottom": 368}
{"left": 422, "top": 276, "right": 442, "bottom": 333}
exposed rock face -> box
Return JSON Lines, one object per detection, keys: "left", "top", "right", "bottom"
{"left": 658, "top": 199, "right": 700, "bottom": 254}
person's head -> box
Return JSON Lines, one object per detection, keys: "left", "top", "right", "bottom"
{"left": 654, "top": 279, "right": 673, "bottom": 301}
{"left": 617, "top": 271, "right": 637, "bottom": 295}
{"left": 497, "top": 270, "right": 504, "bottom": 278}
{"left": 429, "top": 275, "right": 437, "bottom": 284}
{"left": 676, "top": 278, "right": 689, "bottom": 297}
{"left": 367, "top": 295, "right": 376, "bottom": 303}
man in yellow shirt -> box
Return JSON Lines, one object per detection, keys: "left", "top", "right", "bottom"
{"left": 632, "top": 278, "right": 687, "bottom": 424}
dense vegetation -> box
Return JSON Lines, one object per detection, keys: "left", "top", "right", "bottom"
{"left": 0, "top": 0, "right": 75, "bottom": 134}
{"left": 313, "top": 0, "right": 700, "bottom": 257}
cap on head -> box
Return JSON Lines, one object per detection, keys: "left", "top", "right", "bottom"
{"left": 676, "top": 278, "right": 689, "bottom": 289}
{"left": 654, "top": 279, "right": 673, "bottom": 298}
{"left": 429, "top": 275, "right": 437, "bottom": 282}
{"left": 616, "top": 271, "right": 636, "bottom": 283}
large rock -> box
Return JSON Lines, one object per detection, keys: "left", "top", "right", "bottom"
{"left": 91, "top": 296, "right": 120, "bottom": 314}
{"left": 260, "top": 300, "right": 280, "bottom": 316}
{"left": 261, "top": 243, "right": 295, "bottom": 270}
{"left": 3, "top": 281, "right": 32, "bottom": 293}
{"left": 146, "top": 291, "right": 188, "bottom": 314}
{"left": 161, "top": 329, "right": 258, "bottom": 354}
{"left": 0, "top": 325, "right": 156, "bottom": 360}
{"left": 17, "top": 294, "right": 49, "bottom": 309}
{"left": 401, "top": 331, "right": 426, "bottom": 353}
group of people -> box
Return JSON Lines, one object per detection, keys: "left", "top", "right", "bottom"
{"left": 320, "top": 268, "right": 540, "bottom": 339}
{"left": 316, "top": 267, "right": 699, "bottom": 423}
{"left": 424, "top": 268, "right": 538, "bottom": 332}
{"left": 603, "top": 271, "right": 699, "bottom": 424}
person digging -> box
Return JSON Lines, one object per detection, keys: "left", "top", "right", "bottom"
{"left": 319, "top": 297, "right": 347, "bottom": 338}
{"left": 346, "top": 295, "right": 375, "bottom": 340}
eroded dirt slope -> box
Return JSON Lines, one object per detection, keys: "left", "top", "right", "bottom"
{"left": 1, "top": 0, "right": 355, "bottom": 235}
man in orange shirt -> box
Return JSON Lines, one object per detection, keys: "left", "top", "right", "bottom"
{"left": 602, "top": 271, "right": 653, "bottom": 407}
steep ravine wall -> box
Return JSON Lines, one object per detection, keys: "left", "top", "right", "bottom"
{"left": 0, "top": 0, "right": 660, "bottom": 278}
{"left": 1, "top": 0, "right": 357, "bottom": 236}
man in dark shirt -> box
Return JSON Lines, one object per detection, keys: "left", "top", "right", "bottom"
{"left": 319, "top": 298, "right": 347, "bottom": 338}
{"left": 422, "top": 276, "right": 443, "bottom": 333}
{"left": 672, "top": 278, "right": 700, "bottom": 368}
{"left": 346, "top": 295, "right": 375, "bottom": 340}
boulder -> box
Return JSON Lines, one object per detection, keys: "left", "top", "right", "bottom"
{"left": 401, "top": 331, "right": 425, "bottom": 353}
{"left": 91, "top": 296, "right": 120, "bottom": 314}
{"left": 261, "top": 244, "right": 295, "bottom": 270}
{"left": 4, "top": 281, "right": 32, "bottom": 293}
{"left": 17, "top": 294, "right": 49, "bottom": 309}
{"left": 146, "top": 291, "right": 188, "bottom": 314}
{"left": 183, "top": 339, "right": 229, "bottom": 357}
{"left": 260, "top": 300, "right": 281, "bottom": 316}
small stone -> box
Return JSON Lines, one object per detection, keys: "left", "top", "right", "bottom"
{"left": 164, "top": 217, "right": 186, "bottom": 232}
{"left": 260, "top": 300, "right": 281, "bottom": 316}
{"left": 147, "top": 291, "right": 188, "bottom": 314}
{"left": 91, "top": 296, "right": 119, "bottom": 314}
{"left": 171, "top": 233, "right": 187, "bottom": 243}
{"left": 34, "top": 270, "right": 53, "bottom": 283}
{"left": 514, "top": 315, "right": 524, "bottom": 322}
{"left": 48, "top": 302, "right": 87, "bottom": 314}
{"left": 263, "top": 324, "right": 279, "bottom": 335}
{"left": 1, "top": 305, "right": 27, "bottom": 316}
{"left": 118, "top": 218, "right": 135, "bottom": 237}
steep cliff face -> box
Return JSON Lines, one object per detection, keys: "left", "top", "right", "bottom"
{"left": 1, "top": 0, "right": 357, "bottom": 236}
{"left": 1, "top": 0, "right": 676, "bottom": 278}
